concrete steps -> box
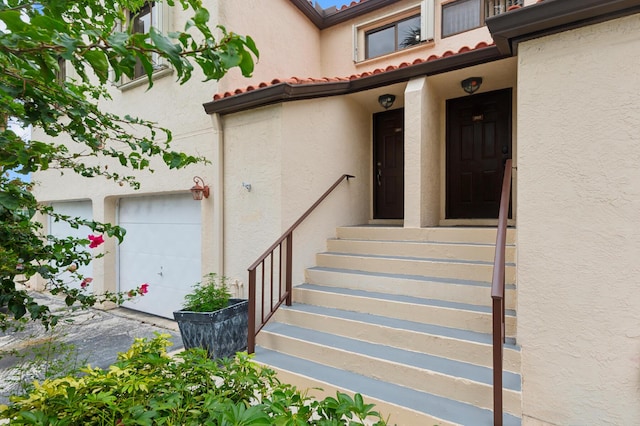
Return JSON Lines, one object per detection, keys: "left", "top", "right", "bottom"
{"left": 253, "top": 226, "right": 520, "bottom": 425}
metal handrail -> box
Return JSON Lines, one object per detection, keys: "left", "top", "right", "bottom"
{"left": 247, "top": 174, "right": 355, "bottom": 353}
{"left": 491, "top": 159, "right": 512, "bottom": 426}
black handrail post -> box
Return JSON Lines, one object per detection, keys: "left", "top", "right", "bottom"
{"left": 491, "top": 159, "right": 512, "bottom": 426}
{"left": 248, "top": 269, "right": 257, "bottom": 354}
{"left": 493, "top": 297, "right": 503, "bottom": 426}
{"left": 285, "top": 233, "right": 293, "bottom": 306}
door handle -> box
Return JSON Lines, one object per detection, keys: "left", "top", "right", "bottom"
{"left": 377, "top": 169, "right": 382, "bottom": 186}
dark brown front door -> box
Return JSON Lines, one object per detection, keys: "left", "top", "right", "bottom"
{"left": 446, "top": 88, "right": 512, "bottom": 219}
{"left": 373, "top": 109, "right": 404, "bottom": 219}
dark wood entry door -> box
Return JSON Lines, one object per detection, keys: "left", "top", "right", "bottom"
{"left": 446, "top": 89, "right": 512, "bottom": 219}
{"left": 373, "top": 109, "right": 404, "bottom": 219}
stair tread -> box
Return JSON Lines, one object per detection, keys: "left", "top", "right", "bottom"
{"left": 329, "top": 237, "right": 515, "bottom": 247}
{"left": 281, "top": 303, "right": 519, "bottom": 349}
{"left": 308, "top": 266, "right": 517, "bottom": 289}
{"left": 262, "top": 322, "right": 521, "bottom": 391}
{"left": 321, "top": 251, "right": 516, "bottom": 267}
{"left": 255, "top": 347, "right": 522, "bottom": 426}
{"left": 298, "top": 283, "right": 517, "bottom": 317}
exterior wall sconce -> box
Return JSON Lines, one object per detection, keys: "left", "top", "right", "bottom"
{"left": 190, "top": 176, "right": 210, "bottom": 200}
{"left": 242, "top": 182, "right": 252, "bottom": 192}
{"left": 378, "top": 94, "right": 396, "bottom": 109}
{"left": 461, "top": 77, "right": 483, "bottom": 95}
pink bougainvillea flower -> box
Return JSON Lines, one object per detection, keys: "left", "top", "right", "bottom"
{"left": 140, "top": 283, "right": 149, "bottom": 294}
{"left": 80, "top": 277, "right": 93, "bottom": 288}
{"left": 88, "top": 234, "right": 105, "bottom": 248}
{"left": 67, "top": 263, "right": 78, "bottom": 272}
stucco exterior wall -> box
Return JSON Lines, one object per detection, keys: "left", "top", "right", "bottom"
{"left": 517, "top": 14, "right": 640, "bottom": 425}
{"left": 220, "top": 96, "right": 370, "bottom": 289}
{"left": 221, "top": 106, "right": 284, "bottom": 291}
{"left": 281, "top": 97, "right": 371, "bottom": 285}
{"left": 404, "top": 76, "right": 441, "bottom": 227}
{"left": 319, "top": 0, "right": 493, "bottom": 78}
{"left": 217, "top": 0, "right": 322, "bottom": 93}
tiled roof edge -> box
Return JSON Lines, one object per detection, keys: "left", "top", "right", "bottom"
{"left": 290, "top": 0, "right": 403, "bottom": 29}
{"left": 488, "top": 0, "right": 640, "bottom": 55}
{"left": 203, "top": 44, "right": 503, "bottom": 116}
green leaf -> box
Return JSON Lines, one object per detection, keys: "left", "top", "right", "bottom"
{"left": 0, "top": 191, "right": 20, "bottom": 210}
{"left": 83, "top": 49, "right": 109, "bottom": 83}
{"left": 0, "top": 10, "right": 27, "bottom": 32}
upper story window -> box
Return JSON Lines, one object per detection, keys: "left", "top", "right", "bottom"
{"left": 116, "top": 1, "right": 172, "bottom": 90}
{"left": 56, "top": 57, "right": 66, "bottom": 85}
{"left": 442, "top": 0, "right": 523, "bottom": 38}
{"left": 130, "top": 2, "right": 157, "bottom": 79}
{"left": 354, "top": 0, "right": 435, "bottom": 63}
{"left": 365, "top": 14, "right": 422, "bottom": 59}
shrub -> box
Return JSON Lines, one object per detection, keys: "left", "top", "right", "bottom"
{"left": 0, "top": 334, "right": 388, "bottom": 425}
{"left": 182, "top": 273, "right": 231, "bottom": 312}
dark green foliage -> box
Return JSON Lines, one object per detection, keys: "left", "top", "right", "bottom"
{"left": 0, "top": 0, "right": 259, "bottom": 329}
{"left": 0, "top": 334, "right": 389, "bottom": 425}
{"left": 182, "top": 273, "right": 231, "bottom": 312}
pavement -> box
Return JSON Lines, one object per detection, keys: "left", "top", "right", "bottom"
{"left": 0, "top": 291, "right": 184, "bottom": 405}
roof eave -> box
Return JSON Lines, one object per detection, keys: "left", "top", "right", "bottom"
{"left": 289, "top": 0, "right": 403, "bottom": 29}
{"left": 203, "top": 46, "right": 504, "bottom": 115}
{"left": 487, "top": 0, "right": 640, "bottom": 55}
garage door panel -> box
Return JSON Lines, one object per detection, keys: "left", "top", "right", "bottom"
{"left": 119, "top": 223, "right": 200, "bottom": 258}
{"left": 50, "top": 201, "right": 93, "bottom": 292}
{"left": 119, "top": 196, "right": 200, "bottom": 224}
{"left": 119, "top": 194, "right": 201, "bottom": 319}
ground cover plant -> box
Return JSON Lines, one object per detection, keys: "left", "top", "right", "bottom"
{"left": 0, "top": 334, "right": 388, "bottom": 425}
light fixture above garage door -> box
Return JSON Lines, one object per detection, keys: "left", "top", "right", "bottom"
{"left": 190, "top": 176, "right": 210, "bottom": 200}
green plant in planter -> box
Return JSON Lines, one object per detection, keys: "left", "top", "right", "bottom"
{"left": 174, "top": 273, "right": 249, "bottom": 359}
{"left": 182, "top": 273, "right": 231, "bottom": 312}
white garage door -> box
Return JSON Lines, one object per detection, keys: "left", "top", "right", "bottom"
{"left": 118, "top": 194, "right": 201, "bottom": 318}
{"left": 49, "top": 201, "right": 93, "bottom": 292}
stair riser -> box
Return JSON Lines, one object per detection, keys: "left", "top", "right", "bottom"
{"left": 327, "top": 239, "right": 516, "bottom": 263}
{"left": 257, "top": 332, "right": 522, "bottom": 417}
{"left": 316, "top": 254, "right": 516, "bottom": 286}
{"left": 336, "top": 227, "right": 516, "bottom": 245}
{"left": 305, "top": 268, "right": 517, "bottom": 310}
{"left": 273, "top": 309, "right": 521, "bottom": 371}
{"left": 293, "top": 289, "right": 517, "bottom": 336}
{"left": 256, "top": 364, "right": 457, "bottom": 426}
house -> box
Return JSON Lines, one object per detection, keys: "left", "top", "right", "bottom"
{"left": 32, "top": 0, "right": 640, "bottom": 424}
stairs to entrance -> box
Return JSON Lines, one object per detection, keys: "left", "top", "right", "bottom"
{"left": 253, "top": 226, "right": 521, "bottom": 425}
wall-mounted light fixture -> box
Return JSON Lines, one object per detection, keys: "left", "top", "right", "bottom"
{"left": 461, "top": 77, "right": 483, "bottom": 95}
{"left": 378, "top": 94, "right": 396, "bottom": 110}
{"left": 242, "top": 182, "right": 252, "bottom": 192}
{"left": 190, "top": 176, "right": 210, "bottom": 200}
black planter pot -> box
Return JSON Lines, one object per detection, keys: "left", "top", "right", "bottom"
{"left": 173, "top": 298, "right": 249, "bottom": 359}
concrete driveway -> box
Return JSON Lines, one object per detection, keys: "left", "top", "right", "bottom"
{"left": 0, "top": 291, "right": 184, "bottom": 404}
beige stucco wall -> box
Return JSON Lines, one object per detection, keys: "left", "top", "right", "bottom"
{"left": 220, "top": 96, "right": 371, "bottom": 290}
{"left": 517, "top": 14, "right": 640, "bottom": 425}
{"left": 30, "top": 0, "right": 318, "bottom": 297}
{"left": 319, "top": 0, "right": 495, "bottom": 78}
{"left": 217, "top": 0, "right": 322, "bottom": 93}
{"left": 404, "top": 76, "right": 440, "bottom": 227}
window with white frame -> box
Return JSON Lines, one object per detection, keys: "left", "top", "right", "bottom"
{"left": 442, "top": 0, "right": 523, "bottom": 38}
{"left": 130, "top": 2, "right": 156, "bottom": 79}
{"left": 117, "top": 1, "right": 171, "bottom": 89}
{"left": 353, "top": 0, "right": 434, "bottom": 62}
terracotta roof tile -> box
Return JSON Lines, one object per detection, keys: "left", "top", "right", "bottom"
{"left": 212, "top": 42, "right": 495, "bottom": 101}
{"left": 338, "top": 0, "right": 369, "bottom": 11}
